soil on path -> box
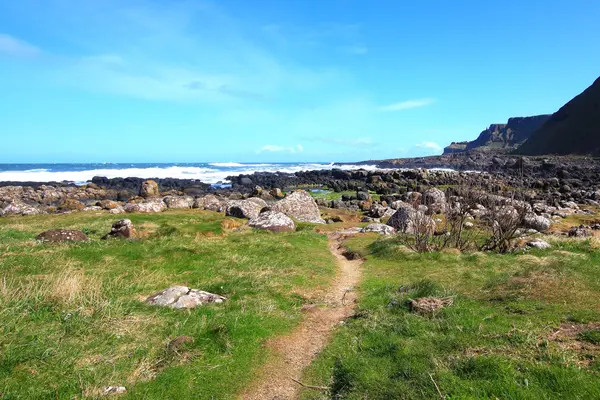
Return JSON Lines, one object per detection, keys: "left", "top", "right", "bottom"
{"left": 240, "top": 232, "right": 362, "bottom": 400}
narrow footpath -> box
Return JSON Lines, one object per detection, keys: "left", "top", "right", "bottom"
{"left": 240, "top": 232, "right": 363, "bottom": 400}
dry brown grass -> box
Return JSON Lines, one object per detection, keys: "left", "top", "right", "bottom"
{"left": 221, "top": 218, "right": 244, "bottom": 230}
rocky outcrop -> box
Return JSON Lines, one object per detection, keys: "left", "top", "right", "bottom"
{"left": 271, "top": 190, "right": 326, "bottom": 224}
{"left": 193, "top": 194, "right": 224, "bottom": 212}
{"left": 518, "top": 76, "right": 600, "bottom": 156}
{"left": 443, "top": 142, "right": 468, "bottom": 154}
{"left": 1, "top": 201, "right": 41, "bottom": 216}
{"left": 248, "top": 211, "right": 296, "bottom": 232}
{"left": 37, "top": 229, "right": 89, "bottom": 243}
{"left": 146, "top": 286, "right": 226, "bottom": 309}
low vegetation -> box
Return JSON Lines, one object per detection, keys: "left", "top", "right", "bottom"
{"left": 0, "top": 210, "right": 336, "bottom": 399}
{"left": 299, "top": 234, "right": 600, "bottom": 399}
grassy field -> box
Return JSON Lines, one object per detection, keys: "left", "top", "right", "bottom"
{"left": 300, "top": 234, "right": 600, "bottom": 399}
{"left": 0, "top": 210, "right": 337, "bottom": 399}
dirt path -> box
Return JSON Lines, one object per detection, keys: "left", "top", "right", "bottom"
{"left": 240, "top": 232, "right": 362, "bottom": 400}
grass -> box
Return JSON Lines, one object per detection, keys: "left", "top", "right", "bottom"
{"left": 299, "top": 235, "right": 600, "bottom": 399}
{"left": 0, "top": 210, "right": 337, "bottom": 399}
{"left": 308, "top": 190, "right": 381, "bottom": 202}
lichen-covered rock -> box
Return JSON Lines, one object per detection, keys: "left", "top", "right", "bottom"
{"left": 1, "top": 201, "right": 40, "bottom": 217}
{"left": 139, "top": 180, "right": 159, "bottom": 198}
{"left": 193, "top": 194, "right": 224, "bottom": 212}
{"left": 271, "top": 190, "right": 325, "bottom": 224}
{"left": 360, "top": 223, "right": 396, "bottom": 235}
{"left": 386, "top": 205, "right": 435, "bottom": 235}
{"left": 248, "top": 211, "right": 296, "bottom": 232}
{"left": 524, "top": 214, "right": 553, "bottom": 232}
{"left": 422, "top": 188, "right": 447, "bottom": 215}
{"left": 103, "top": 219, "right": 137, "bottom": 239}
{"left": 146, "top": 286, "right": 226, "bottom": 309}
{"left": 37, "top": 229, "right": 89, "bottom": 243}
{"left": 97, "top": 200, "right": 121, "bottom": 210}
{"left": 58, "top": 198, "right": 85, "bottom": 211}
{"left": 226, "top": 199, "right": 263, "bottom": 219}
{"left": 124, "top": 199, "right": 166, "bottom": 213}
{"left": 163, "top": 195, "right": 194, "bottom": 209}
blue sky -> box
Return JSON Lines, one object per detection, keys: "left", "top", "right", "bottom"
{"left": 1, "top": 0, "right": 598, "bottom": 163}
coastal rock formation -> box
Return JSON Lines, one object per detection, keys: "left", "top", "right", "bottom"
{"left": 146, "top": 286, "right": 226, "bottom": 309}
{"left": 1, "top": 201, "right": 41, "bottom": 216}
{"left": 387, "top": 205, "right": 435, "bottom": 235}
{"left": 37, "top": 229, "right": 89, "bottom": 243}
{"left": 518, "top": 76, "right": 600, "bottom": 156}
{"left": 226, "top": 199, "right": 264, "bottom": 219}
{"left": 102, "top": 219, "right": 137, "bottom": 239}
{"left": 139, "top": 180, "right": 159, "bottom": 198}
{"left": 248, "top": 211, "right": 296, "bottom": 232}
{"left": 271, "top": 190, "right": 326, "bottom": 224}
{"left": 193, "top": 194, "right": 224, "bottom": 212}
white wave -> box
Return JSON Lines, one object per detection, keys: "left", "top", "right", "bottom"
{"left": 208, "top": 162, "right": 273, "bottom": 167}
{"left": 0, "top": 163, "right": 382, "bottom": 185}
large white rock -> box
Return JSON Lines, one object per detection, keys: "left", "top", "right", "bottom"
{"left": 271, "top": 190, "right": 325, "bottom": 224}
{"left": 146, "top": 286, "right": 226, "bottom": 309}
{"left": 361, "top": 223, "right": 396, "bottom": 235}
{"left": 386, "top": 205, "right": 435, "bottom": 235}
{"left": 163, "top": 195, "right": 194, "bottom": 209}
{"left": 249, "top": 211, "right": 296, "bottom": 232}
{"left": 124, "top": 199, "right": 166, "bottom": 213}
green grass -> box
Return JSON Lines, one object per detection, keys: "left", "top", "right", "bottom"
{"left": 300, "top": 235, "right": 600, "bottom": 399}
{"left": 309, "top": 190, "right": 381, "bottom": 202}
{"left": 0, "top": 210, "right": 336, "bottom": 399}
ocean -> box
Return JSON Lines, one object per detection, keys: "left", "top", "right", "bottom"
{"left": 0, "top": 163, "right": 381, "bottom": 185}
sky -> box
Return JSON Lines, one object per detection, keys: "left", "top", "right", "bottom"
{"left": 0, "top": 0, "right": 599, "bottom": 163}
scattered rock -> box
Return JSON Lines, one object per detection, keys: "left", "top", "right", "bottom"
{"left": 58, "top": 198, "right": 85, "bottom": 211}
{"left": 163, "top": 195, "right": 194, "bottom": 209}
{"left": 360, "top": 223, "right": 396, "bottom": 235}
{"left": 387, "top": 205, "right": 435, "bottom": 235}
{"left": 102, "top": 219, "right": 137, "bottom": 239}
{"left": 568, "top": 225, "right": 592, "bottom": 237}
{"left": 527, "top": 239, "right": 552, "bottom": 249}
{"left": 524, "top": 214, "right": 553, "bottom": 232}
{"left": 226, "top": 199, "right": 263, "bottom": 219}
{"left": 37, "top": 229, "right": 89, "bottom": 243}
{"left": 248, "top": 211, "right": 296, "bottom": 232}
{"left": 109, "top": 207, "right": 125, "bottom": 214}
{"left": 146, "top": 286, "right": 226, "bottom": 309}
{"left": 422, "top": 188, "right": 447, "bottom": 214}
{"left": 124, "top": 199, "right": 166, "bottom": 213}
{"left": 193, "top": 194, "right": 223, "bottom": 212}
{"left": 271, "top": 190, "right": 326, "bottom": 224}
{"left": 1, "top": 201, "right": 40, "bottom": 216}
{"left": 139, "top": 180, "right": 159, "bottom": 198}
{"left": 97, "top": 200, "right": 121, "bottom": 210}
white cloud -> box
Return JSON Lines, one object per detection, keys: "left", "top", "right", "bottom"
{"left": 257, "top": 144, "right": 304, "bottom": 154}
{"left": 0, "top": 34, "right": 40, "bottom": 57}
{"left": 415, "top": 141, "right": 442, "bottom": 151}
{"left": 379, "top": 98, "right": 436, "bottom": 112}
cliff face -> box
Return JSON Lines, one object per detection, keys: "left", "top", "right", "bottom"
{"left": 518, "top": 77, "right": 600, "bottom": 156}
{"left": 443, "top": 115, "right": 550, "bottom": 154}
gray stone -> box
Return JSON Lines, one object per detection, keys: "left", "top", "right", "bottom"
{"left": 271, "top": 190, "right": 326, "bottom": 224}
{"left": 163, "top": 195, "right": 194, "bottom": 209}
{"left": 524, "top": 214, "right": 552, "bottom": 232}
{"left": 423, "top": 188, "right": 446, "bottom": 214}
{"left": 527, "top": 239, "right": 551, "bottom": 249}
{"left": 361, "top": 223, "right": 396, "bottom": 235}
{"left": 146, "top": 286, "right": 226, "bottom": 309}
{"left": 226, "top": 199, "right": 263, "bottom": 219}
{"left": 248, "top": 211, "right": 296, "bottom": 232}
{"left": 387, "top": 205, "right": 435, "bottom": 235}
{"left": 124, "top": 199, "right": 166, "bottom": 213}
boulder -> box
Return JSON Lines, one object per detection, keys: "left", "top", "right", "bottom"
{"left": 226, "top": 199, "right": 263, "bottom": 219}
{"left": 248, "top": 211, "right": 296, "bottom": 232}
{"left": 58, "top": 198, "right": 85, "bottom": 211}
{"left": 97, "top": 200, "right": 121, "bottom": 210}
{"left": 109, "top": 207, "right": 125, "bottom": 214}
{"left": 139, "top": 180, "right": 159, "bottom": 198}
{"left": 193, "top": 194, "right": 224, "bottom": 212}
{"left": 524, "top": 214, "right": 552, "bottom": 232}
{"left": 163, "top": 195, "right": 194, "bottom": 209}
{"left": 271, "top": 190, "right": 325, "bottom": 224}
{"left": 527, "top": 239, "right": 551, "bottom": 249}
{"left": 360, "top": 223, "right": 396, "bottom": 235}
{"left": 386, "top": 205, "right": 435, "bottom": 235}
{"left": 422, "top": 188, "right": 446, "bottom": 215}
{"left": 37, "top": 229, "right": 89, "bottom": 243}
{"left": 1, "top": 201, "right": 40, "bottom": 216}
{"left": 146, "top": 286, "right": 226, "bottom": 309}
{"left": 568, "top": 226, "right": 592, "bottom": 237}
{"left": 124, "top": 199, "right": 166, "bottom": 213}
{"left": 102, "top": 219, "right": 137, "bottom": 239}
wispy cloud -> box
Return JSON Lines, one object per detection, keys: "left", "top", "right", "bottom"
{"left": 379, "top": 98, "right": 436, "bottom": 111}
{"left": 0, "top": 34, "right": 40, "bottom": 57}
{"left": 257, "top": 144, "right": 304, "bottom": 154}
{"left": 415, "top": 141, "right": 442, "bottom": 152}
